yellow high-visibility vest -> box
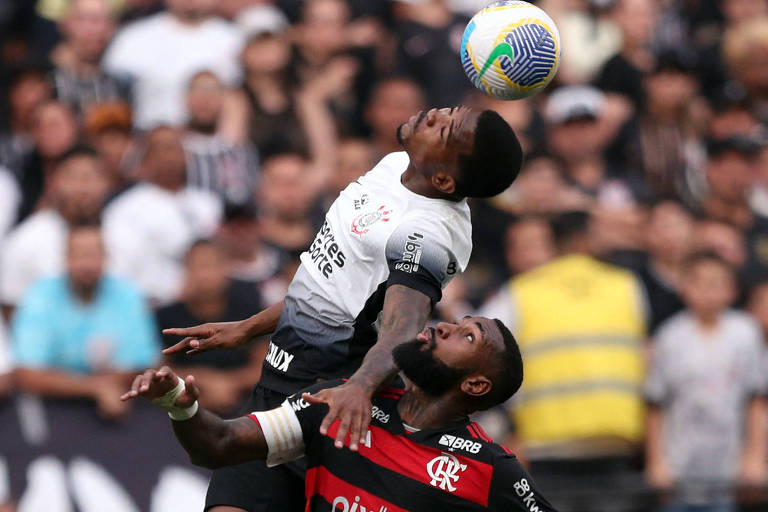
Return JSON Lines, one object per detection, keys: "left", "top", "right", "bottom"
{"left": 511, "top": 255, "right": 646, "bottom": 447}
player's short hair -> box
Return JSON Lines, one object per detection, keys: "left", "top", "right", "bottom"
{"left": 455, "top": 110, "right": 523, "bottom": 198}
{"left": 477, "top": 319, "right": 524, "bottom": 410}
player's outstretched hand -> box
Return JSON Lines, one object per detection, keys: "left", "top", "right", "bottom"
{"left": 120, "top": 366, "right": 199, "bottom": 408}
{"left": 162, "top": 321, "right": 249, "bottom": 356}
{"left": 303, "top": 381, "right": 372, "bottom": 452}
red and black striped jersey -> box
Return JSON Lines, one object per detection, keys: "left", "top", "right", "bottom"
{"left": 249, "top": 380, "right": 557, "bottom": 512}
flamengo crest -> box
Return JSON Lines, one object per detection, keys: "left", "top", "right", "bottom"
{"left": 426, "top": 452, "right": 467, "bottom": 492}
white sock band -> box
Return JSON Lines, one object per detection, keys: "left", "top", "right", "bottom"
{"left": 151, "top": 376, "right": 199, "bottom": 421}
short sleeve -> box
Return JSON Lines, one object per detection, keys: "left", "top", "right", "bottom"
{"left": 248, "top": 380, "right": 338, "bottom": 467}
{"left": 489, "top": 454, "right": 557, "bottom": 511}
{"left": 385, "top": 221, "right": 455, "bottom": 305}
{"left": 645, "top": 328, "right": 673, "bottom": 405}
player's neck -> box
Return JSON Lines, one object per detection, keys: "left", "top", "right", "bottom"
{"left": 397, "top": 389, "right": 468, "bottom": 430}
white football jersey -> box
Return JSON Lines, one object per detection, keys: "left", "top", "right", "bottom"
{"left": 261, "top": 152, "right": 473, "bottom": 391}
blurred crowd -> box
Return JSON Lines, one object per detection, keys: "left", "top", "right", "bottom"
{"left": 2, "top": 0, "right": 768, "bottom": 511}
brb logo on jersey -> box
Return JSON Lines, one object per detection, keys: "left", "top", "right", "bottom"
{"left": 351, "top": 205, "right": 392, "bottom": 236}
{"left": 438, "top": 434, "right": 481, "bottom": 454}
{"left": 426, "top": 452, "right": 467, "bottom": 492}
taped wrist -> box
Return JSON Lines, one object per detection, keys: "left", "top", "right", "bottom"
{"left": 151, "top": 376, "right": 199, "bottom": 421}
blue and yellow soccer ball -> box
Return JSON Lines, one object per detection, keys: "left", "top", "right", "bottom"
{"left": 461, "top": 1, "right": 561, "bottom": 100}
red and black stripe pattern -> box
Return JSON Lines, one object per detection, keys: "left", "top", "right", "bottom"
{"left": 284, "top": 380, "right": 556, "bottom": 512}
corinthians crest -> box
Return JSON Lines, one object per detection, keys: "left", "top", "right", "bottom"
{"left": 351, "top": 205, "right": 392, "bottom": 236}
{"left": 426, "top": 452, "right": 467, "bottom": 492}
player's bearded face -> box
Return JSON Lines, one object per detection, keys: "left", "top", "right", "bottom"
{"left": 393, "top": 338, "right": 471, "bottom": 396}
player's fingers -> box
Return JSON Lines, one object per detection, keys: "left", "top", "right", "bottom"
{"left": 348, "top": 413, "right": 363, "bottom": 452}
{"left": 333, "top": 417, "right": 350, "bottom": 449}
{"left": 183, "top": 375, "right": 200, "bottom": 403}
{"left": 161, "top": 337, "right": 195, "bottom": 355}
{"left": 302, "top": 391, "right": 328, "bottom": 405}
{"left": 121, "top": 374, "right": 144, "bottom": 401}
{"left": 187, "top": 337, "right": 214, "bottom": 353}
{"left": 138, "top": 369, "right": 156, "bottom": 392}
{"left": 318, "top": 406, "right": 338, "bottom": 436}
{"left": 162, "top": 326, "right": 208, "bottom": 337}
{"left": 358, "top": 414, "right": 372, "bottom": 447}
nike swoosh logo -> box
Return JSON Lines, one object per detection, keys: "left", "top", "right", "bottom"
{"left": 477, "top": 42, "right": 515, "bottom": 81}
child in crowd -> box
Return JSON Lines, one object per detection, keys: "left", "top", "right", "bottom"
{"left": 645, "top": 252, "right": 767, "bottom": 512}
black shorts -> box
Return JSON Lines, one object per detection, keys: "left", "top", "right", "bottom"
{"left": 204, "top": 385, "right": 307, "bottom": 512}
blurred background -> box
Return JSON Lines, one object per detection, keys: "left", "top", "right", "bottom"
{"left": 1, "top": 0, "right": 768, "bottom": 511}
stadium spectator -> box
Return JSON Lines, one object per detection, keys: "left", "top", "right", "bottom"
{"left": 103, "top": 126, "right": 222, "bottom": 305}
{"left": 633, "top": 199, "right": 693, "bottom": 334}
{"left": 645, "top": 252, "right": 767, "bottom": 511}
{"left": 722, "top": 17, "right": 768, "bottom": 120}
{"left": 16, "top": 101, "right": 79, "bottom": 222}
{"left": 182, "top": 70, "right": 259, "bottom": 209}
{"left": 700, "top": 135, "right": 762, "bottom": 229}
{"left": 692, "top": 218, "right": 750, "bottom": 285}
{"left": 257, "top": 153, "right": 320, "bottom": 258}
{"left": 0, "top": 62, "right": 52, "bottom": 176}
{"left": 393, "top": 0, "right": 473, "bottom": 106}
{"left": 82, "top": 101, "right": 136, "bottom": 192}
{"left": 504, "top": 216, "right": 556, "bottom": 277}
{"left": 156, "top": 240, "right": 266, "bottom": 415}
{"left": 11, "top": 224, "right": 159, "bottom": 420}
{"left": 364, "top": 77, "right": 426, "bottom": 159}
{"left": 103, "top": 0, "right": 244, "bottom": 128}
{"left": 1, "top": 146, "right": 110, "bottom": 318}
{"left": 292, "top": 0, "right": 373, "bottom": 134}
{"left": 328, "top": 137, "right": 376, "bottom": 199}
{"left": 215, "top": 205, "right": 282, "bottom": 288}
{"left": 597, "top": 0, "right": 659, "bottom": 108}
{"left": 607, "top": 52, "right": 703, "bottom": 202}
{"left": 234, "top": 32, "right": 308, "bottom": 157}
{"left": 494, "top": 154, "right": 591, "bottom": 215}
{"left": 486, "top": 211, "right": 647, "bottom": 512}
{"left": 50, "top": 0, "right": 130, "bottom": 117}
{"left": 545, "top": 86, "right": 624, "bottom": 197}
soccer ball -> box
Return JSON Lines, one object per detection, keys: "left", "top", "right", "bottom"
{"left": 460, "top": 1, "right": 561, "bottom": 100}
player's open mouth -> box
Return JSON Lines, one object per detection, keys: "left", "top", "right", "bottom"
{"left": 416, "top": 327, "right": 436, "bottom": 348}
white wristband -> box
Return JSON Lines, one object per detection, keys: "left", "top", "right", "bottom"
{"left": 151, "top": 376, "right": 199, "bottom": 421}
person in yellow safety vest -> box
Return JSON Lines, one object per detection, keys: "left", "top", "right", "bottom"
{"left": 480, "top": 210, "right": 648, "bottom": 512}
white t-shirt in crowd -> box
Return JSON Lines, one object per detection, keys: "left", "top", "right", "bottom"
{"left": 0, "top": 167, "right": 19, "bottom": 241}
{"left": 103, "top": 182, "right": 222, "bottom": 305}
{"left": 1, "top": 210, "right": 67, "bottom": 306}
{"left": 103, "top": 12, "right": 243, "bottom": 129}
{"left": 0, "top": 210, "right": 135, "bottom": 307}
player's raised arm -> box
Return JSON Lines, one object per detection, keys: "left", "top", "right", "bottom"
{"left": 162, "top": 300, "right": 285, "bottom": 355}
{"left": 304, "top": 284, "right": 431, "bottom": 450}
{"left": 120, "top": 366, "right": 267, "bottom": 468}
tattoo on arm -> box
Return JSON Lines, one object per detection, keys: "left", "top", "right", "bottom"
{"left": 349, "top": 285, "right": 432, "bottom": 393}
{"left": 171, "top": 408, "right": 267, "bottom": 469}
